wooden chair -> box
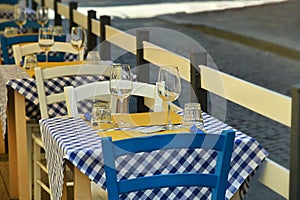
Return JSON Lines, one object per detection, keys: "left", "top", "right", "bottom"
{"left": 0, "top": 20, "right": 45, "bottom": 30}
{"left": 64, "top": 81, "right": 163, "bottom": 117}
{"left": 13, "top": 41, "right": 83, "bottom": 65}
{"left": 0, "top": 1, "right": 18, "bottom": 6}
{"left": 34, "top": 64, "right": 110, "bottom": 200}
{"left": 1, "top": 34, "right": 65, "bottom": 64}
{"left": 0, "top": 4, "right": 16, "bottom": 20}
{"left": 101, "top": 130, "right": 235, "bottom": 200}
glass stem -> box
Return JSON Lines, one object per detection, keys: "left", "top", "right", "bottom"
{"left": 167, "top": 101, "right": 172, "bottom": 129}
{"left": 45, "top": 50, "right": 48, "bottom": 68}
{"left": 120, "top": 98, "right": 124, "bottom": 124}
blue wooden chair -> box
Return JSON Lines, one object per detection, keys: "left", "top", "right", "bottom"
{"left": 0, "top": 0, "right": 18, "bottom": 4}
{"left": 0, "top": 34, "right": 65, "bottom": 64}
{"left": 101, "top": 130, "right": 235, "bottom": 200}
{"left": 0, "top": 20, "right": 46, "bottom": 31}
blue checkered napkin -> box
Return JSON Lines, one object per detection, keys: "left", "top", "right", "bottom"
{"left": 6, "top": 75, "right": 106, "bottom": 119}
{"left": 40, "top": 113, "right": 268, "bottom": 200}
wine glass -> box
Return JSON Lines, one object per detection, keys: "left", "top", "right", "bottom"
{"left": 38, "top": 27, "right": 54, "bottom": 68}
{"left": 14, "top": 5, "right": 27, "bottom": 29}
{"left": 157, "top": 66, "right": 181, "bottom": 130}
{"left": 109, "top": 64, "right": 133, "bottom": 128}
{"left": 70, "top": 26, "right": 86, "bottom": 61}
{"left": 36, "top": 6, "right": 48, "bottom": 28}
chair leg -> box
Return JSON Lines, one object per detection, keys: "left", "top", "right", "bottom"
{"left": 33, "top": 140, "right": 41, "bottom": 200}
{"left": 26, "top": 126, "right": 33, "bottom": 200}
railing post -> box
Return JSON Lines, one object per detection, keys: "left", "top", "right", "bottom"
{"left": 32, "top": 0, "right": 37, "bottom": 10}
{"left": 87, "top": 10, "right": 97, "bottom": 52}
{"left": 100, "top": 15, "right": 111, "bottom": 60}
{"left": 190, "top": 52, "right": 208, "bottom": 112}
{"left": 69, "top": 1, "right": 78, "bottom": 33}
{"left": 54, "top": 0, "right": 62, "bottom": 26}
{"left": 136, "top": 30, "right": 150, "bottom": 112}
{"left": 26, "top": 0, "right": 30, "bottom": 8}
{"left": 290, "top": 84, "right": 300, "bottom": 200}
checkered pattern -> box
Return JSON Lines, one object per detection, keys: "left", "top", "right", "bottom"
{"left": 6, "top": 75, "right": 106, "bottom": 119}
{"left": 0, "top": 8, "right": 36, "bottom": 20}
{"left": 5, "top": 48, "right": 78, "bottom": 65}
{"left": 40, "top": 114, "right": 268, "bottom": 200}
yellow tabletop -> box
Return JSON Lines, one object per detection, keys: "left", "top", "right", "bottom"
{"left": 95, "top": 111, "right": 191, "bottom": 141}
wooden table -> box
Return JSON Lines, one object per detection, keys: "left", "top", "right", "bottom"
{"left": 40, "top": 113, "right": 268, "bottom": 200}
{"left": 2, "top": 62, "right": 108, "bottom": 200}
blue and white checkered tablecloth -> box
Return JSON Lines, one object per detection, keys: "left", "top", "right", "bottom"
{"left": 6, "top": 74, "right": 106, "bottom": 120}
{"left": 0, "top": 8, "right": 36, "bottom": 20}
{"left": 40, "top": 114, "right": 268, "bottom": 200}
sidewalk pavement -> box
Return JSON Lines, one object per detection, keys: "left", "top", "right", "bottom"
{"left": 158, "top": 0, "right": 300, "bottom": 60}
{"left": 77, "top": 0, "right": 300, "bottom": 59}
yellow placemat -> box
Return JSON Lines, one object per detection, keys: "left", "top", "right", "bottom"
{"left": 112, "top": 111, "right": 182, "bottom": 127}
{"left": 24, "top": 61, "right": 84, "bottom": 77}
{"left": 96, "top": 111, "right": 186, "bottom": 141}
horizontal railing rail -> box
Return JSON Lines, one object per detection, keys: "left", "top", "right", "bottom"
{"left": 29, "top": 0, "right": 295, "bottom": 199}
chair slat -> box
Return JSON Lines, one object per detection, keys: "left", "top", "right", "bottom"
{"left": 118, "top": 173, "right": 218, "bottom": 194}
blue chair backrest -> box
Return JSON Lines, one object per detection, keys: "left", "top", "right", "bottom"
{"left": 0, "top": 34, "right": 66, "bottom": 64}
{"left": 102, "top": 130, "right": 235, "bottom": 200}
{"left": 0, "top": 0, "right": 17, "bottom": 4}
{"left": 0, "top": 20, "right": 48, "bottom": 31}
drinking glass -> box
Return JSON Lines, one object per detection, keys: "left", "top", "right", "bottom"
{"left": 14, "top": 5, "right": 27, "bottom": 29}
{"left": 91, "top": 101, "right": 112, "bottom": 129}
{"left": 70, "top": 26, "right": 86, "bottom": 60}
{"left": 4, "top": 27, "right": 18, "bottom": 37}
{"left": 38, "top": 27, "right": 54, "bottom": 68}
{"left": 157, "top": 66, "right": 181, "bottom": 130}
{"left": 182, "top": 103, "right": 204, "bottom": 130}
{"left": 23, "top": 54, "right": 38, "bottom": 70}
{"left": 86, "top": 50, "right": 101, "bottom": 64}
{"left": 36, "top": 6, "right": 48, "bottom": 27}
{"left": 109, "top": 64, "right": 133, "bottom": 128}
{"left": 53, "top": 26, "right": 63, "bottom": 36}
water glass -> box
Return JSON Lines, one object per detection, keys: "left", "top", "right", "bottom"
{"left": 86, "top": 50, "right": 101, "bottom": 64}
{"left": 182, "top": 103, "right": 204, "bottom": 129}
{"left": 4, "top": 27, "right": 18, "bottom": 37}
{"left": 23, "top": 54, "right": 38, "bottom": 69}
{"left": 91, "top": 102, "right": 112, "bottom": 128}
{"left": 53, "top": 26, "right": 63, "bottom": 36}
{"left": 14, "top": 5, "right": 27, "bottom": 29}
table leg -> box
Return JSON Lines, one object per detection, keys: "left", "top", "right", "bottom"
{"left": 74, "top": 167, "right": 91, "bottom": 200}
{"left": 0, "top": 119, "right": 5, "bottom": 153}
{"left": 7, "top": 88, "right": 18, "bottom": 198}
{"left": 61, "top": 170, "right": 68, "bottom": 200}
{"left": 15, "top": 91, "right": 30, "bottom": 200}
{"left": 7, "top": 90, "right": 30, "bottom": 200}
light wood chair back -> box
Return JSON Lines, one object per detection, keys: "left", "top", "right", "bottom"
{"left": 13, "top": 42, "right": 84, "bottom": 65}
{"left": 35, "top": 64, "right": 110, "bottom": 119}
{"left": 64, "top": 81, "right": 163, "bottom": 117}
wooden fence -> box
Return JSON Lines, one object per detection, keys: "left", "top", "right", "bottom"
{"left": 31, "top": 0, "right": 299, "bottom": 199}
